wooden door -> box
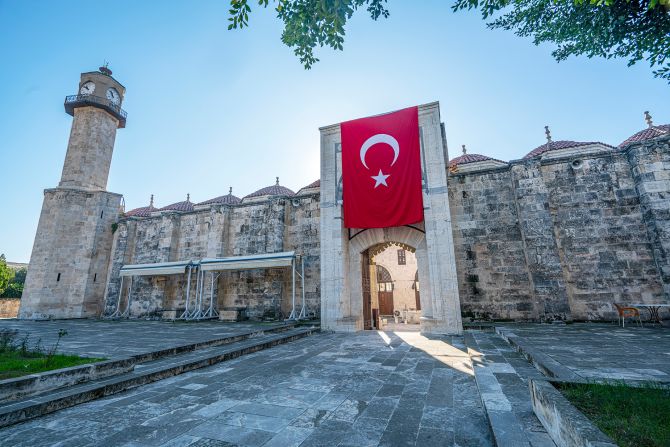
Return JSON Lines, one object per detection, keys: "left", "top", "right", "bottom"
{"left": 361, "top": 251, "right": 372, "bottom": 330}
{"left": 379, "top": 292, "right": 394, "bottom": 315}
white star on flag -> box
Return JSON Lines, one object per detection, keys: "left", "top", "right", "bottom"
{"left": 371, "top": 169, "right": 390, "bottom": 188}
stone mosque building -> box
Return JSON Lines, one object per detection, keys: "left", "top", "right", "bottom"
{"left": 18, "top": 68, "right": 670, "bottom": 334}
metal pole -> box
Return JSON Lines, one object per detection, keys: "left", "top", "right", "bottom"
{"left": 299, "top": 256, "right": 306, "bottom": 319}
{"left": 180, "top": 265, "right": 192, "bottom": 319}
{"left": 124, "top": 276, "right": 133, "bottom": 318}
{"left": 287, "top": 258, "right": 297, "bottom": 320}
{"left": 110, "top": 276, "right": 124, "bottom": 318}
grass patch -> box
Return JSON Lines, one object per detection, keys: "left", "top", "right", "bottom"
{"left": 558, "top": 381, "right": 670, "bottom": 447}
{"left": 0, "top": 351, "right": 102, "bottom": 380}
{"left": 0, "top": 328, "right": 104, "bottom": 380}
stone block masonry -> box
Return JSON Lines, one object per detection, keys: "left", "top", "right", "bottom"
{"left": 103, "top": 134, "right": 669, "bottom": 325}
{"left": 449, "top": 136, "right": 669, "bottom": 322}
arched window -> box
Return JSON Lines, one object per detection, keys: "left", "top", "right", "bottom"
{"left": 376, "top": 265, "right": 393, "bottom": 292}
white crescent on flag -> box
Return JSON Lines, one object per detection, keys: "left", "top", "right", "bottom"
{"left": 359, "top": 134, "right": 400, "bottom": 170}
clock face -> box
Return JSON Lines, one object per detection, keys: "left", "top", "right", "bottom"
{"left": 106, "top": 87, "right": 120, "bottom": 105}
{"left": 79, "top": 81, "right": 95, "bottom": 95}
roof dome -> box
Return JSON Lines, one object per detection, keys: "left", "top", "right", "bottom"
{"left": 619, "top": 112, "right": 669, "bottom": 148}
{"left": 302, "top": 179, "right": 320, "bottom": 189}
{"left": 158, "top": 194, "right": 194, "bottom": 212}
{"left": 524, "top": 126, "right": 611, "bottom": 159}
{"left": 524, "top": 140, "right": 602, "bottom": 159}
{"left": 244, "top": 178, "right": 295, "bottom": 199}
{"left": 197, "top": 188, "right": 241, "bottom": 206}
{"left": 449, "top": 145, "right": 506, "bottom": 171}
{"left": 125, "top": 195, "right": 157, "bottom": 218}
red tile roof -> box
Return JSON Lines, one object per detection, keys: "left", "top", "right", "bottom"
{"left": 125, "top": 205, "right": 157, "bottom": 218}
{"left": 158, "top": 200, "right": 194, "bottom": 212}
{"left": 618, "top": 124, "right": 670, "bottom": 148}
{"left": 303, "top": 179, "right": 320, "bottom": 189}
{"left": 245, "top": 183, "right": 295, "bottom": 199}
{"left": 524, "top": 140, "right": 612, "bottom": 159}
{"left": 449, "top": 153, "right": 504, "bottom": 167}
{"left": 197, "top": 193, "right": 241, "bottom": 206}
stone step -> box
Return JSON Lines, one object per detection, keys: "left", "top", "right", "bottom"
{"left": 464, "top": 332, "right": 534, "bottom": 447}
{"left": 0, "top": 326, "right": 319, "bottom": 428}
{"left": 0, "top": 322, "right": 297, "bottom": 404}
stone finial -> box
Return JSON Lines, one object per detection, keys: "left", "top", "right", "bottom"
{"left": 229, "top": 187, "right": 233, "bottom": 195}
{"left": 149, "top": 194, "right": 154, "bottom": 207}
{"left": 545, "top": 126, "right": 552, "bottom": 143}
{"left": 276, "top": 177, "right": 280, "bottom": 186}
{"left": 186, "top": 193, "right": 190, "bottom": 202}
{"left": 462, "top": 145, "right": 467, "bottom": 155}
{"left": 645, "top": 111, "right": 653, "bottom": 128}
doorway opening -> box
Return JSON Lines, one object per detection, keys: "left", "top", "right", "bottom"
{"left": 361, "top": 241, "right": 421, "bottom": 331}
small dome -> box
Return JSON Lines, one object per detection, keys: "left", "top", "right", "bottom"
{"left": 524, "top": 140, "right": 609, "bottom": 159}
{"left": 244, "top": 178, "right": 295, "bottom": 199}
{"left": 619, "top": 124, "right": 670, "bottom": 148}
{"left": 125, "top": 205, "right": 157, "bottom": 218}
{"left": 125, "top": 195, "right": 157, "bottom": 218}
{"left": 197, "top": 189, "right": 241, "bottom": 206}
{"left": 303, "top": 179, "right": 320, "bottom": 189}
{"left": 158, "top": 194, "right": 194, "bottom": 212}
{"left": 449, "top": 153, "right": 501, "bottom": 168}
{"left": 296, "top": 179, "right": 320, "bottom": 195}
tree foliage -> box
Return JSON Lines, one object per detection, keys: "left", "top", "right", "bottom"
{"left": 227, "top": 0, "right": 670, "bottom": 81}
{"left": 0, "top": 255, "right": 12, "bottom": 297}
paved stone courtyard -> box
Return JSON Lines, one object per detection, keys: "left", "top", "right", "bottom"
{"left": 1, "top": 320, "right": 669, "bottom": 446}
{"left": 0, "top": 320, "right": 285, "bottom": 359}
{"left": 0, "top": 329, "right": 493, "bottom": 447}
{"left": 497, "top": 323, "right": 670, "bottom": 381}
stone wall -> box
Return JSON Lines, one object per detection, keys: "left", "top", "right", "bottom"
{"left": 104, "top": 193, "right": 321, "bottom": 320}
{"left": 448, "top": 136, "right": 669, "bottom": 321}
{"left": 20, "top": 189, "right": 122, "bottom": 319}
{"left": 102, "top": 136, "right": 669, "bottom": 323}
{"left": 0, "top": 299, "right": 20, "bottom": 318}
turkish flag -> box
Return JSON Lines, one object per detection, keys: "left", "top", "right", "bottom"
{"left": 341, "top": 106, "right": 423, "bottom": 228}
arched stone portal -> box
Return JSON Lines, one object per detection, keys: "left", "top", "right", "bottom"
{"left": 319, "top": 102, "right": 463, "bottom": 334}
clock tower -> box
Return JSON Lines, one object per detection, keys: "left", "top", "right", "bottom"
{"left": 20, "top": 67, "right": 126, "bottom": 319}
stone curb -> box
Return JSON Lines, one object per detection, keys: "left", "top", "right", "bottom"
{"left": 495, "top": 327, "right": 582, "bottom": 381}
{"left": 0, "top": 327, "right": 318, "bottom": 428}
{"left": 529, "top": 379, "right": 617, "bottom": 447}
{"left": 0, "top": 358, "right": 134, "bottom": 403}
{"left": 0, "top": 323, "right": 295, "bottom": 404}
{"left": 464, "top": 334, "right": 532, "bottom": 447}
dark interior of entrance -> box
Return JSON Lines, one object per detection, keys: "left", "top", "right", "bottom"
{"left": 361, "top": 242, "right": 421, "bottom": 330}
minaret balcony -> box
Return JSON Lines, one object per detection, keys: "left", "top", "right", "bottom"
{"left": 64, "top": 94, "right": 127, "bottom": 128}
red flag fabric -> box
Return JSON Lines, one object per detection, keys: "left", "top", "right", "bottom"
{"left": 341, "top": 106, "right": 423, "bottom": 228}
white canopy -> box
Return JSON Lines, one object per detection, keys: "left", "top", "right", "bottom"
{"left": 200, "top": 251, "right": 295, "bottom": 272}
{"left": 119, "top": 260, "right": 194, "bottom": 277}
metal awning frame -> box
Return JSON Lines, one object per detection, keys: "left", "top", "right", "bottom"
{"left": 107, "top": 252, "right": 308, "bottom": 321}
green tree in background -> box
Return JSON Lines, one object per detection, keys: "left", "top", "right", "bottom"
{"left": 3, "top": 267, "right": 27, "bottom": 298}
{"left": 227, "top": 0, "right": 670, "bottom": 82}
{"left": 0, "top": 255, "right": 13, "bottom": 297}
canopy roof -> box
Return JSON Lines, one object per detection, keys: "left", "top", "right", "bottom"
{"left": 200, "top": 251, "right": 295, "bottom": 271}
{"left": 120, "top": 260, "right": 194, "bottom": 277}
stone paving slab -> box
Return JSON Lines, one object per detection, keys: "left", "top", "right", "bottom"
{"left": 466, "top": 331, "right": 556, "bottom": 447}
{"left": 0, "top": 319, "right": 289, "bottom": 359}
{"left": 0, "top": 331, "right": 493, "bottom": 447}
{"left": 497, "top": 323, "right": 670, "bottom": 382}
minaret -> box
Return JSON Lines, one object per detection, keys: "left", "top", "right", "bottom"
{"left": 20, "top": 67, "right": 127, "bottom": 319}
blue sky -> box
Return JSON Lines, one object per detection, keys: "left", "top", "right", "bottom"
{"left": 1, "top": 0, "right": 668, "bottom": 262}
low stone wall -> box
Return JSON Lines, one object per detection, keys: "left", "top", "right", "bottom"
{"left": 529, "top": 379, "right": 617, "bottom": 447}
{"left": 0, "top": 358, "right": 134, "bottom": 402}
{"left": 0, "top": 298, "right": 20, "bottom": 318}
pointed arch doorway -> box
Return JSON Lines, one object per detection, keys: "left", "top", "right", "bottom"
{"left": 362, "top": 241, "right": 421, "bottom": 330}
{"left": 319, "top": 102, "right": 463, "bottom": 335}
